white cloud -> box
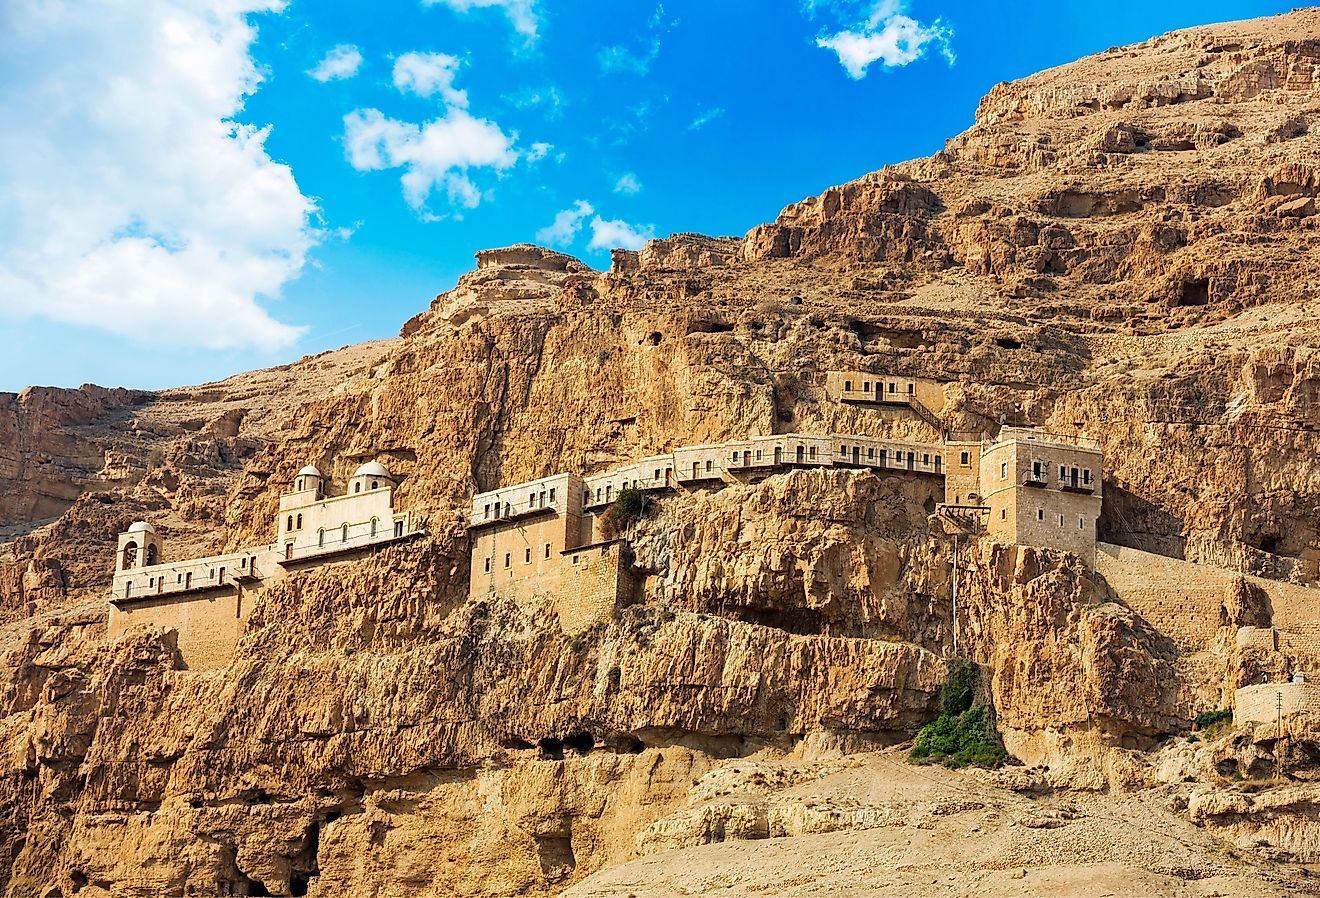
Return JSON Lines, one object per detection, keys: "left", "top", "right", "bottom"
{"left": 598, "top": 40, "right": 660, "bottom": 75}
{"left": 687, "top": 107, "right": 725, "bottom": 130}
{"left": 392, "top": 52, "right": 467, "bottom": 107}
{"left": 343, "top": 107, "right": 519, "bottom": 212}
{"left": 816, "top": 0, "right": 954, "bottom": 78}
{"left": 0, "top": 1, "right": 317, "bottom": 353}
{"left": 504, "top": 84, "right": 565, "bottom": 119}
{"left": 527, "top": 141, "right": 553, "bottom": 162}
{"left": 588, "top": 216, "right": 655, "bottom": 251}
{"left": 308, "top": 43, "right": 363, "bottom": 82}
{"left": 423, "top": 0, "right": 539, "bottom": 42}
{"left": 535, "top": 200, "right": 594, "bottom": 246}
{"left": 613, "top": 173, "right": 642, "bottom": 195}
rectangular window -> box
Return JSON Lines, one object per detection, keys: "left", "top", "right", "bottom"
{"left": 504, "top": 553, "right": 511, "bottom": 568}
{"left": 1079, "top": 517, "right": 1085, "bottom": 529}
{"left": 1033, "top": 461, "right": 1043, "bottom": 478}
{"left": 922, "top": 453, "right": 930, "bottom": 465}
{"left": 545, "top": 543, "right": 551, "bottom": 558}
{"left": 889, "top": 382, "right": 896, "bottom": 393}
{"left": 879, "top": 449, "right": 887, "bottom": 463}
{"left": 1037, "top": 508, "right": 1045, "bottom": 521}
{"left": 529, "top": 492, "right": 536, "bottom": 507}
{"left": 654, "top": 468, "right": 661, "bottom": 480}
{"left": 706, "top": 460, "right": 713, "bottom": 471}
{"left": 868, "top": 447, "right": 874, "bottom": 459}
{"left": 809, "top": 447, "right": 817, "bottom": 460}
{"left": 525, "top": 548, "right": 531, "bottom": 563}
{"left": 844, "top": 380, "right": 852, "bottom": 391}
{"left": 960, "top": 451, "right": 969, "bottom": 466}
{"left": 840, "top": 445, "right": 847, "bottom": 455}
{"left": 1059, "top": 514, "right": 1065, "bottom": 527}
{"left": 1083, "top": 469, "right": 1092, "bottom": 484}
{"left": 907, "top": 383, "right": 915, "bottom": 395}
{"left": 755, "top": 449, "right": 762, "bottom": 460}
{"left": 540, "top": 490, "right": 547, "bottom": 505}
{"left": 1001, "top": 462, "right": 1008, "bottom": 479}
{"left": 549, "top": 488, "right": 556, "bottom": 503}
{"left": 1060, "top": 465, "right": 1067, "bottom": 479}
{"left": 863, "top": 381, "right": 870, "bottom": 392}
{"left": 572, "top": 554, "right": 580, "bottom": 565}
{"left": 1001, "top": 509, "right": 1007, "bottom": 520}
{"left": 484, "top": 557, "right": 491, "bottom": 573}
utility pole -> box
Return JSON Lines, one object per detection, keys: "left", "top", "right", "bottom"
{"left": 1277, "top": 690, "right": 1284, "bottom": 781}
{"left": 951, "top": 534, "right": 959, "bottom": 659}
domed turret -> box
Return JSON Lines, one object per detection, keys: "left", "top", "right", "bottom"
{"left": 349, "top": 460, "right": 393, "bottom": 495}
{"left": 294, "top": 464, "right": 323, "bottom": 496}
{"left": 117, "top": 521, "right": 161, "bottom": 571}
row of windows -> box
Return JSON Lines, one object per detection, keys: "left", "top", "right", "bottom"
{"left": 484, "top": 488, "right": 558, "bottom": 520}
{"left": 484, "top": 542, "right": 555, "bottom": 572}
{"left": 842, "top": 380, "right": 915, "bottom": 396}
{"left": 313, "top": 519, "right": 379, "bottom": 546}
{"left": 996, "top": 508, "right": 1089, "bottom": 530}
{"left": 125, "top": 556, "right": 253, "bottom": 597}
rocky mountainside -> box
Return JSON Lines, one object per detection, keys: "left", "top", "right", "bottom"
{"left": 1, "top": 9, "right": 1319, "bottom": 897}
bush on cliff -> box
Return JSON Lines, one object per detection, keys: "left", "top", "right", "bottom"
{"left": 910, "top": 660, "right": 1008, "bottom": 769}
{"left": 601, "top": 487, "right": 645, "bottom": 537}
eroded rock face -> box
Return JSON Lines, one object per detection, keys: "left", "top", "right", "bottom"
{"left": 1, "top": 9, "right": 1320, "bottom": 896}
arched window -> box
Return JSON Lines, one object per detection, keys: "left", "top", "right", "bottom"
{"left": 355, "top": 482, "right": 361, "bottom": 494}
{"left": 296, "top": 513, "right": 302, "bottom": 529}
{"left": 370, "top": 518, "right": 378, "bottom": 537}
{"left": 297, "top": 477, "right": 304, "bottom": 492}
{"left": 318, "top": 529, "right": 324, "bottom": 547}
{"left": 287, "top": 515, "right": 294, "bottom": 532}
{"left": 371, "top": 479, "right": 379, "bottom": 490}
{"left": 341, "top": 524, "right": 349, "bottom": 542}
{"left": 145, "top": 544, "right": 158, "bottom": 566}
{"left": 122, "top": 541, "right": 138, "bottom": 570}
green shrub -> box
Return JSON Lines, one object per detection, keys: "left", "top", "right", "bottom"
{"left": 910, "top": 662, "right": 1008, "bottom": 769}
{"left": 1194, "top": 709, "right": 1232, "bottom": 731}
{"left": 602, "top": 487, "right": 645, "bottom": 537}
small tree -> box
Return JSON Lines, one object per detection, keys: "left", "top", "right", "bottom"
{"left": 910, "top": 661, "right": 1008, "bottom": 769}
{"left": 601, "top": 487, "right": 645, "bottom": 538}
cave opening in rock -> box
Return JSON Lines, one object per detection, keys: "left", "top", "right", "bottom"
{"left": 1258, "top": 534, "right": 1281, "bottom": 554}
{"left": 1176, "top": 278, "right": 1210, "bottom": 306}
{"left": 647, "top": 331, "right": 662, "bottom": 345}
{"left": 613, "top": 734, "right": 644, "bottom": 754}
{"left": 538, "top": 737, "right": 564, "bottom": 760}
{"left": 564, "top": 732, "right": 595, "bottom": 754}
{"left": 994, "top": 336, "right": 1023, "bottom": 350}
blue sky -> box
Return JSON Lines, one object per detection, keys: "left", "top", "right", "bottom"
{"left": 0, "top": 0, "right": 1297, "bottom": 392}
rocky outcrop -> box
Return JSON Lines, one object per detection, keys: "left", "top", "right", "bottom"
{"left": 1, "top": 9, "right": 1320, "bottom": 896}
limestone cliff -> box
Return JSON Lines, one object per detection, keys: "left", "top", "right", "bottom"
{"left": 1, "top": 8, "right": 1320, "bottom": 897}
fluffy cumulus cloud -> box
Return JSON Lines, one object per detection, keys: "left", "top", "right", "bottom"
{"left": 816, "top": 0, "right": 954, "bottom": 78}
{"left": 0, "top": 0, "right": 317, "bottom": 352}
{"left": 343, "top": 108, "right": 518, "bottom": 211}
{"left": 588, "top": 216, "right": 655, "bottom": 251}
{"left": 535, "top": 200, "right": 593, "bottom": 246}
{"left": 536, "top": 202, "right": 654, "bottom": 252}
{"left": 423, "top": 0, "right": 538, "bottom": 42}
{"left": 346, "top": 50, "right": 524, "bottom": 214}
{"left": 613, "top": 173, "right": 642, "bottom": 195}
{"left": 392, "top": 51, "right": 467, "bottom": 106}
{"left": 308, "top": 43, "right": 363, "bottom": 81}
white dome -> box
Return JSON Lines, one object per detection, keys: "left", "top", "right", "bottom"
{"left": 296, "top": 464, "right": 322, "bottom": 477}
{"left": 354, "top": 461, "right": 392, "bottom": 479}
{"left": 126, "top": 521, "right": 155, "bottom": 534}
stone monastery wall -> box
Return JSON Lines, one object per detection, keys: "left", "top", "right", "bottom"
{"left": 1235, "top": 682, "right": 1320, "bottom": 724}
{"left": 107, "top": 462, "right": 422, "bottom": 669}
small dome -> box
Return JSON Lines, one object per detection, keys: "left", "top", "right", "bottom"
{"left": 353, "top": 461, "right": 392, "bottom": 479}
{"left": 297, "top": 464, "right": 322, "bottom": 477}
{"left": 126, "top": 521, "right": 156, "bottom": 534}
